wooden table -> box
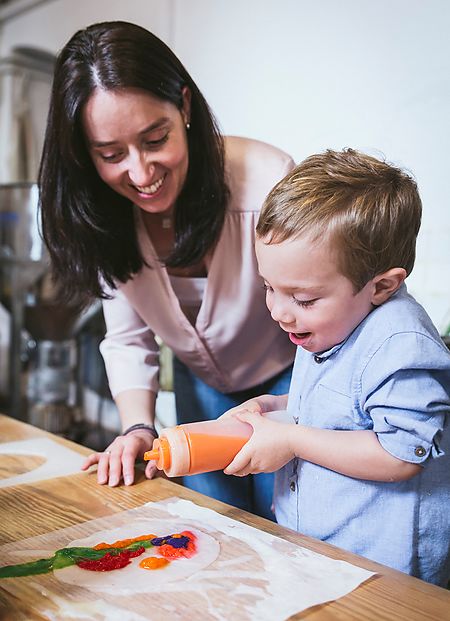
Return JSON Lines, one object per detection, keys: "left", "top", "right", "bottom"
{"left": 0, "top": 413, "right": 449, "bottom": 620}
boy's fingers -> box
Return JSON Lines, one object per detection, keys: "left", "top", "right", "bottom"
{"left": 224, "top": 450, "right": 251, "bottom": 475}
{"left": 247, "top": 403, "right": 263, "bottom": 414}
{"left": 220, "top": 407, "right": 251, "bottom": 420}
{"left": 235, "top": 410, "right": 263, "bottom": 426}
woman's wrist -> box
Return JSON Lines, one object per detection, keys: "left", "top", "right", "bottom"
{"left": 122, "top": 423, "right": 158, "bottom": 437}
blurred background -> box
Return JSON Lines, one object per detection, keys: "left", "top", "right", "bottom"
{"left": 0, "top": 0, "right": 449, "bottom": 447}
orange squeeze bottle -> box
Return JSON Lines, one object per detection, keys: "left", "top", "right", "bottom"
{"left": 143, "top": 419, "right": 253, "bottom": 477}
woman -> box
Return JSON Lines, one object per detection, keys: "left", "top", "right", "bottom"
{"left": 39, "top": 21, "right": 295, "bottom": 519}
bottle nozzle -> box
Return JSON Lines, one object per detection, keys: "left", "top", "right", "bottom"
{"left": 143, "top": 437, "right": 171, "bottom": 471}
{"left": 143, "top": 449, "right": 160, "bottom": 461}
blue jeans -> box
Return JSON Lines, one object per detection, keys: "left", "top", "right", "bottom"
{"left": 173, "top": 359, "right": 293, "bottom": 520}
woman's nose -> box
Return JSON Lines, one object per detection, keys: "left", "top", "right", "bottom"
{"left": 127, "top": 152, "right": 154, "bottom": 187}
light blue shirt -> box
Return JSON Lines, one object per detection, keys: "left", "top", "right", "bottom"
{"left": 274, "top": 284, "right": 450, "bottom": 585}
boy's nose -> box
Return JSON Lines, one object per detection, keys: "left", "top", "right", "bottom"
{"left": 269, "top": 299, "right": 295, "bottom": 325}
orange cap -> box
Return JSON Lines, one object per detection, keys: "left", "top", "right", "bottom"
{"left": 143, "top": 437, "right": 171, "bottom": 470}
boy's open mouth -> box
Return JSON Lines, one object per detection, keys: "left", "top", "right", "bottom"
{"left": 289, "top": 331, "right": 312, "bottom": 346}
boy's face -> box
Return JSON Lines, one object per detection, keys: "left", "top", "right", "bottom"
{"left": 255, "top": 235, "right": 376, "bottom": 353}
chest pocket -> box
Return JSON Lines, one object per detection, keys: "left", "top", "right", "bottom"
{"left": 307, "top": 384, "right": 356, "bottom": 430}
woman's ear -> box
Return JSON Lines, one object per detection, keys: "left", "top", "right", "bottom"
{"left": 371, "top": 268, "right": 407, "bottom": 306}
{"left": 181, "top": 86, "right": 191, "bottom": 126}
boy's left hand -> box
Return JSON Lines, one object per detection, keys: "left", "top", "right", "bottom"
{"left": 223, "top": 411, "right": 295, "bottom": 476}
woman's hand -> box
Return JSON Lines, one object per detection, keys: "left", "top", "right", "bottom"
{"left": 81, "top": 428, "right": 158, "bottom": 486}
{"left": 223, "top": 411, "right": 295, "bottom": 476}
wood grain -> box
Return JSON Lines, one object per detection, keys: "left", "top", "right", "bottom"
{"left": 0, "top": 414, "right": 449, "bottom": 620}
{"left": 0, "top": 454, "right": 46, "bottom": 479}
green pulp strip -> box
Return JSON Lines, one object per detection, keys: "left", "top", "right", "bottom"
{"left": 0, "top": 539, "right": 155, "bottom": 578}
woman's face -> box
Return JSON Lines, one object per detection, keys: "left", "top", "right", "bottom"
{"left": 82, "top": 87, "right": 190, "bottom": 215}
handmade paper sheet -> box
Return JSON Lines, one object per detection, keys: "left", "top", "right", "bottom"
{"left": 0, "top": 497, "right": 375, "bottom": 620}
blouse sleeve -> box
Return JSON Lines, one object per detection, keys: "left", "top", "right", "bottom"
{"left": 99, "top": 285, "right": 160, "bottom": 397}
{"left": 361, "top": 332, "right": 450, "bottom": 465}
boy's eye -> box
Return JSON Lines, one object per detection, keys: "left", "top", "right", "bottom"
{"left": 262, "top": 283, "right": 273, "bottom": 293}
{"left": 293, "top": 298, "right": 316, "bottom": 308}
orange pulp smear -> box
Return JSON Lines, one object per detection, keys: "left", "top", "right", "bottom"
{"left": 139, "top": 557, "right": 170, "bottom": 570}
{"left": 93, "top": 534, "right": 157, "bottom": 550}
{"left": 186, "top": 433, "right": 249, "bottom": 474}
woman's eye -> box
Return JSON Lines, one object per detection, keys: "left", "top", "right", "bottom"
{"left": 99, "top": 152, "right": 122, "bottom": 163}
{"left": 262, "top": 283, "right": 273, "bottom": 293}
{"left": 293, "top": 298, "right": 316, "bottom": 308}
{"left": 144, "top": 133, "right": 169, "bottom": 148}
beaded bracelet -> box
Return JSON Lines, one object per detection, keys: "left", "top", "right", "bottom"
{"left": 122, "top": 423, "right": 158, "bottom": 438}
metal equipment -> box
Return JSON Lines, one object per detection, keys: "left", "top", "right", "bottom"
{"left": 0, "top": 182, "right": 79, "bottom": 432}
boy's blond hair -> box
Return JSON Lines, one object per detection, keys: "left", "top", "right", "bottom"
{"left": 256, "top": 149, "right": 422, "bottom": 291}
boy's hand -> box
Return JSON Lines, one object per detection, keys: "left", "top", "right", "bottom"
{"left": 223, "top": 411, "right": 295, "bottom": 476}
{"left": 219, "top": 398, "right": 263, "bottom": 420}
{"left": 219, "top": 393, "right": 288, "bottom": 421}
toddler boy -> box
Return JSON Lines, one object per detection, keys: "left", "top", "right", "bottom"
{"left": 225, "top": 149, "right": 450, "bottom": 585}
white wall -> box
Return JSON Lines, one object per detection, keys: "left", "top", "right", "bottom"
{"left": 0, "top": 0, "right": 174, "bottom": 52}
{"left": 1, "top": 0, "right": 449, "bottom": 329}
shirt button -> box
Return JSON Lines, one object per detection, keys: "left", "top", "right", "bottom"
{"left": 414, "top": 446, "right": 426, "bottom": 457}
{"left": 289, "top": 481, "right": 296, "bottom": 492}
{"left": 313, "top": 355, "right": 323, "bottom": 364}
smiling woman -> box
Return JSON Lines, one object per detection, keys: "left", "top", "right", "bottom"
{"left": 82, "top": 88, "right": 190, "bottom": 220}
{"left": 38, "top": 20, "right": 296, "bottom": 520}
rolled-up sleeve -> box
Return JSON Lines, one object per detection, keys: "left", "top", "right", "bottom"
{"left": 361, "top": 332, "right": 450, "bottom": 465}
{"left": 99, "top": 286, "right": 160, "bottom": 397}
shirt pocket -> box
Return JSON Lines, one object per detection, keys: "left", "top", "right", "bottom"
{"left": 310, "top": 384, "right": 356, "bottom": 430}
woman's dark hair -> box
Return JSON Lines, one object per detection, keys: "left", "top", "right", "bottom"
{"left": 39, "top": 21, "right": 229, "bottom": 308}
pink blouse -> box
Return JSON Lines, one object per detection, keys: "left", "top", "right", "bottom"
{"left": 100, "top": 136, "right": 296, "bottom": 397}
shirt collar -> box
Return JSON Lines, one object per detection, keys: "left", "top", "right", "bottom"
{"left": 311, "top": 338, "right": 348, "bottom": 362}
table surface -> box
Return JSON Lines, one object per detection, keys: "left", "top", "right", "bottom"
{"left": 0, "top": 413, "right": 449, "bottom": 621}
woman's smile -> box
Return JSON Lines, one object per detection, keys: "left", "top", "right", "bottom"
{"left": 132, "top": 173, "right": 167, "bottom": 198}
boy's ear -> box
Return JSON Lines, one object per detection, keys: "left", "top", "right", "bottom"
{"left": 371, "top": 268, "right": 407, "bottom": 306}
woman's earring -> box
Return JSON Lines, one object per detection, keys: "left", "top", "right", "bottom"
{"left": 186, "top": 122, "right": 191, "bottom": 130}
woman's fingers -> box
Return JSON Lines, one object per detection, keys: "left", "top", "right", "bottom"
{"left": 121, "top": 431, "right": 156, "bottom": 484}
{"left": 97, "top": 450, "right": 114, "bottom": 485}
{"left": 81, "top": 450, "right": 113, "bottom": 484}
{"left": 81, "top": 431, "right": 156, "bottom": 486}
{"left": 144, "top": 459, "right": 158, "bottom": 479}
{"left": 121, "top": 444, "right": 141, "bottom": 486}
{"left": 81, "top": 452, "right": 101, "bottom": 470}
{"left": 107, "top": 449, "right": 127, "bottom": 486}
